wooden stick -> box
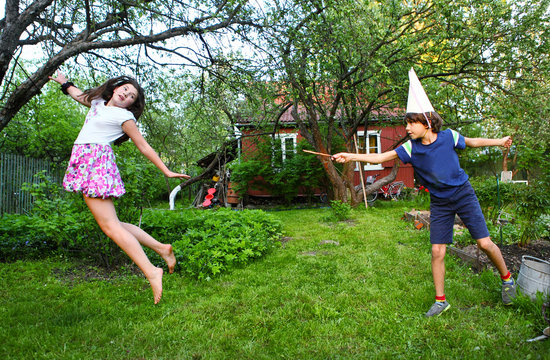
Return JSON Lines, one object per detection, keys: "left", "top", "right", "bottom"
{"left": 353, "top": 134, "right": 368, "bottom": 209}
{"left": 302, "top": 149, "right": 332, "bottom": 157}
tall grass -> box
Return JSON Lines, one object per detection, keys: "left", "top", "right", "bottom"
{"left": 1, "top": 202, "right": 548, "bottom": 359}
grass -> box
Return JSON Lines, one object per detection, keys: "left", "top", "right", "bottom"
{"left": 1, "top": 201, "right": 548, "bottom": 359}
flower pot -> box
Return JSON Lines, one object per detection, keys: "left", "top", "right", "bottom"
{"left": 226, "top": 182, "right": 239, "bottom": 204}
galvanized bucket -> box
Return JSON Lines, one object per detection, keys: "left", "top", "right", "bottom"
{"left": 517, "top": 256, "right": 550, "bottom": 301}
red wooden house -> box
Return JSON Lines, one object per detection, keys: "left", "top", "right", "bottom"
{"left": 234, "top": 105, "right": 415, "bottom": 198}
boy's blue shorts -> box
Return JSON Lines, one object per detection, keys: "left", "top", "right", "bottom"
{"left": 429, "top": 181, "right": 490, "bottom": 244}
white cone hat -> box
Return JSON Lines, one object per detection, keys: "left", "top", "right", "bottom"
{"left": 407, "top": 67, "right": 434, "bottom": 114}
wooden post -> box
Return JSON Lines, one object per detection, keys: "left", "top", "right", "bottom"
{"left": 353, "top": 134, "right": 368, "bottom": 209}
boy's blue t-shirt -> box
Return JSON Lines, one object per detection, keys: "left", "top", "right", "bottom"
{"left": 395, "top": 129, "right": 469, "bottom": 198}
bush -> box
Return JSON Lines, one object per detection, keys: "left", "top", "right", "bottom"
{"left": 324, "top": 200, "right": 352, "bottom": 221}
{"left": 469, "top": 176, "right": 522, "bottom": 222}
{"left": 115, "top": 144, "right": 170, "bottom": 207}
{"left": 515, "top": 179, "right": 550, "bottom": 245}
{"left": 1, "top": 178, "right": 283, "bottom": 279}
{"left": 534, "top": 214, "right": 550, "bottom": 240}
{"left": 0, "top": 213, "right": 58, "bottom": 260}
{"left": 0, "top": 172, "right": 123, "bottom": 264}
{"left": 229, "top": 137, "right": 329, "bottom": 204}
{"left": 140, "top": 208, "right": 282, "bottom": 280}
{"left": 470, "top": 175, "right": 550, "bottom": 245}
{"left": 410, "top": 185, "right": 431, "bottom": 210}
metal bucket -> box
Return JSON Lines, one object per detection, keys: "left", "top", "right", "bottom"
{"left": 517, "top": 256, "right": 550, "bottom": 300}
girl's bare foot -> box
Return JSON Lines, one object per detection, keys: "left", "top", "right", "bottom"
{"left": 160, "top": 244, "right": 177, "bottom": 274}
{"left": 148, "top": 267, "right": 164, "bottom": 304}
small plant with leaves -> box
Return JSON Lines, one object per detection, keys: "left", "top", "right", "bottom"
{"left": 327, "top": 200, "right": 352, "bottom": 221}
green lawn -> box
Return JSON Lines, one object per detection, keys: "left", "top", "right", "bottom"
{"left": 1, "top": 203, "right": 548, "bottom": 359}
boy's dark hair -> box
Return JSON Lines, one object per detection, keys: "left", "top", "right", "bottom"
{"left": 404, "top": 112, "right": 443, "bottom": 133}
{"left": 82, "top": 76, "right": 146, "bottom": 145}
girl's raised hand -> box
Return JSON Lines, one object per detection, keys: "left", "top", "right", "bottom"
{"left": 165, "top": 171, "right": 191, "bottom": 180}
{"left": 49, "top": 70, "right": 68, "bottom": 85}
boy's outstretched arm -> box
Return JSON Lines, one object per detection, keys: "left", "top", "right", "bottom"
{"left": 464, "top": 136, "right": 512, "bottom": 148}
{"left": 332, "top": 150, "right": 398, "bottom": 164}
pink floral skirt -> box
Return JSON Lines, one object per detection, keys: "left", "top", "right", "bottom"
{"left": 63, "top": 144, "right": 126, "bottom": 199}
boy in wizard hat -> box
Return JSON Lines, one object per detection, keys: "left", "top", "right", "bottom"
{"left": 332, "top": 68, "right": 517, "bottom": 317}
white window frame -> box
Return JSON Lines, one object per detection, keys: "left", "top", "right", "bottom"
{"left": 273, "top": 133, "right": 297, "bottom": 166}
{"left": 355, "top": 130, "right": 383, "bottom": 171}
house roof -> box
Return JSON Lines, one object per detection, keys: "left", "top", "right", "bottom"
{"left": 237, "top": 103, "right": 404, "bottom": 127}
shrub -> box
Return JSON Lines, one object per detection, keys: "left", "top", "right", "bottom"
{"left": 469, "top": 176, "right": 521, "bottom": 222}
{"left": 229, "top": 137, "right": 329, "bottom": 204}
{"left": 515, "top": 178, "right": 550, "bottom": 245}
{"left": 1, "top": 181, "right": 283, "bottom": 280}
{"left": 0, "top": 172, "right": 124, "bottom": 265}
{"left": 140, "top": 208, "right": 282, "bottom": 280}
{"left": 410, "top": 185, "right": 431, "bottom": 210}
{"left": 470, "top": 175, "right": 550, "bottom": 245}
{"left": 0, "top": 213, "right": 57, "bottom": 260}
{"left": 534, "top": 214, "right": 550, "bottom": 240}
{"left": 115, "top": 145, "right": 170, "bottom": 207}
{"left": 325, "top": 200, "right": 352, "bottom": 221}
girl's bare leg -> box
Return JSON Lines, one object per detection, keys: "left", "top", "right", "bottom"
{"left": 121, "top": 222, "right": 176, "bottom": 273}
{"left": 84, "top": 196, "right": 163, "bottom": 304}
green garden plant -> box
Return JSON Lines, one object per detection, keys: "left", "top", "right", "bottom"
{"left": 0, "top": 172, "right": 124, "bottom": 266}
{"left": 469, "top": 175, "right": 550, "bottom": 246}
{"left": 515, "top": 177, "right": 550, "bottom": 245}
{"left": 140, "top": 208, "right": 282, "bottom": 279}
{"left": 229, "top": 137, "right": 328, "bottom": 204}
{"left": 327, "top": 200, "right": 352, "bottom": 221}
{"left": 2, "top": 172, "right": 282, "bottom": 278}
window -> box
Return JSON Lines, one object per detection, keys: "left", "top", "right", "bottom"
{"left": 355, "top": 131, "right": 383, "bottom": 171}
{"left": 272, "top": 133, "right": 297, "bottom": 168}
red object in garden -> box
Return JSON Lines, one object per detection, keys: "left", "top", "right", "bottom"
{"left": 203, "top": 188, "right": 217, "bottom": 207}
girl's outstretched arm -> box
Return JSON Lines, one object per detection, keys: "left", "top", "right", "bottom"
{"left": 464, "top": 136, "right": 512, "bottom": 148}
{"left": 122, "top": 120, "right": 190, "bottom": 180}
{"left": 48, "top": 71, "right": 90, "bottom": 107}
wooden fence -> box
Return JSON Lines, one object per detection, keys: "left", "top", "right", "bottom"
{"left": 0, "top": 153, "right": 63, "bottom": 215}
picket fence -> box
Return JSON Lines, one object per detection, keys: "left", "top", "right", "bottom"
{"left": 0, "top": 153, "right": 64, "bottom": 215}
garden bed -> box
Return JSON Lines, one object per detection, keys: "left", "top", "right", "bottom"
{"left": 476, "top": 239, "right": 550, "bottom": 274}
{"left": 403, "top": 209, "right": 550, "bottom": 274}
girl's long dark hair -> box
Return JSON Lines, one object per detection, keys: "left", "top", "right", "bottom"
{"left": 82, "top": 76, "right": 146, "bottom": 145}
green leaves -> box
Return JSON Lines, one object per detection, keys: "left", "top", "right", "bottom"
{"left": 1, "top": 183, "right": 282, "bottom": 278}
{"left": 141, "top": 208, "right": 282, "bottom": 280}
{"left": 229, "top": 137, "right": 329, "bottom": 203}
{"left": 327, "top": 200, "right": 352, "bottom": 221}
{"left": 469, "top": 175, "right": 550, "bottom": 245}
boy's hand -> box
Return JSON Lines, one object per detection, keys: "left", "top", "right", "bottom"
{"left": 331, "top": 153, "right": 352, "bottom": 163}
{"left": 501, "top": 136, "right": 513, "bottom": 148}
